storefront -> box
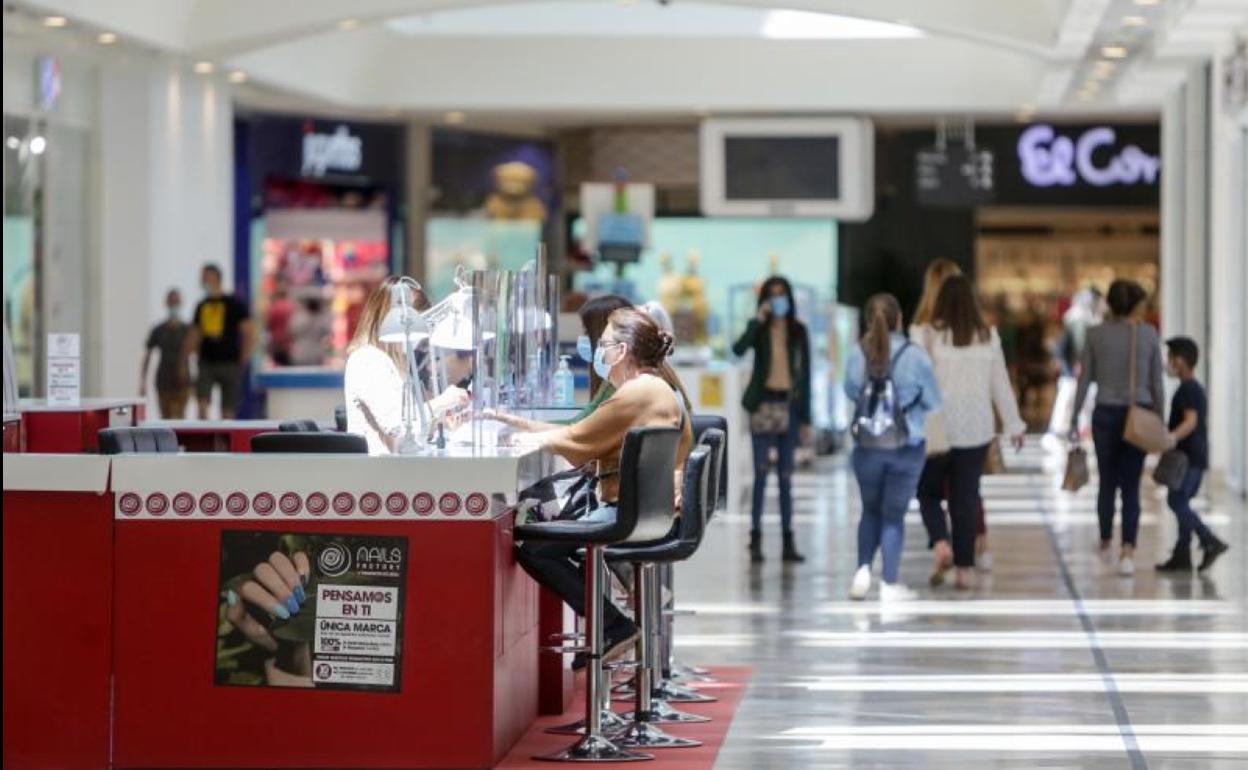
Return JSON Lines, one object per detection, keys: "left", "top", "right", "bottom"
{"left": 233, "top": 113, "right": 407, "bottom": 418}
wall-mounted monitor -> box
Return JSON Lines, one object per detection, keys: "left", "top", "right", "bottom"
{"left": 700, "top": 117, "right": 874, "bottom": 220}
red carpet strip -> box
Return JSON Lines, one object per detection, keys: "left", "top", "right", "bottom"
{"left": 497, "top": 667, "right": 752, "bottom": 769}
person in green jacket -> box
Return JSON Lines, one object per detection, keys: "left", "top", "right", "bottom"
{"left": 733, "top": 275, "right": 812, "bottom": 564}
{"left": 491, "top": 294, "right": 633, "bottom": 431}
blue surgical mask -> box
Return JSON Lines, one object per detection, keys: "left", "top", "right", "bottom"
{"left": 770, "top": 296, "right": 791, "bottom": 317}
{"left": 576, "top": 335, "right": 593, "bottom": 362}
{"left": 593, "top": 343, "right": 619, "bottom": 380}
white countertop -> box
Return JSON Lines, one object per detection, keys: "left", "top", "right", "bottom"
{"left": 2, "top": 454, "right": 112, "bottom": 492}
{"left": 18, "top": 397, "right": 144, "bottom": 413}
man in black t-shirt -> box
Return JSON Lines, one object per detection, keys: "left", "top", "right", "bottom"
{"left": 187, "top": 263, "right": 253, "bottom": 419}
{"left": 1156, "top": 337, "right": 1228, "bottom": 573}
{"left": 141, "top": 289, "right": 191, "bottom": 418}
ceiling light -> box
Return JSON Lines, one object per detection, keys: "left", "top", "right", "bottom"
{"left": 43, "top": 16, "right": 68, "bottom": 28}
{"left": 337, "top": 18, "right": 360, "bottom": 31}
{"left": 445, "top": 111, "right": 466, "bottom": 124}
{"left": 193, "top": 61, "right": 214, "bottom": 74}
{"left": 29, "top": 136, "right": 47, "bottom": 154}
{"left": 5, "top": 137, "right": 20, "bottom": 150}
{"left": 1122, "top": 15, "right": 1148, "bottom": 27}
{"left": 1133, "top": 0, "right": 1161, "bottom": 6}
{"left": 97, "top": 32, "right": 117, "bottom": 44}
{"left": 1101, "top": 45, "right": 1128, "bottom": 59}
{"left": 762, "top": 10, "right": 922, "bottom": 39}
{"left": 227, "top": 70, "right": 247, "bottom": 84}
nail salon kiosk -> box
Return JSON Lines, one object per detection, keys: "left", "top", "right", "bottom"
{"left": 3, "top": 268, "right": 575, "bottom": 769}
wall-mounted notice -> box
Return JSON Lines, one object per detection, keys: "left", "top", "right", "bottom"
{"left": 46, "top": 333, "right": 80, "bottom": 405}
{"left": 214, "top": 531, "right": 407, "bottom": 692}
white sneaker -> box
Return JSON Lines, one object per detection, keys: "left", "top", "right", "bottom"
{"left": 849, "top": 566, "right": 872, "bottom": 600}
{"left": 1117, "top": 556, "right": 1135, "bottom": 577}
{"left": 976, "top": 551, "right": 994, "bottom": 573}
{"left": 880, "top": 582, "right": 918, "bottom": 602}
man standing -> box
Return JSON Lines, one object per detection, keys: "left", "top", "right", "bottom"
{"left": 140, "top": 289, "right": 192, "bottom": 418}
{"left": 186, "top": 263, "right": 253, "bottom": 419}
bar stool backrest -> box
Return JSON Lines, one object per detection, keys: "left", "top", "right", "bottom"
{"left": 250, "top": 432, "right": 368, "bottom": 454}
{"left": 616, "top": 425, "right": 682, "bottom": 546}
{"left": 98, "top": 427, "right": 180, "bottom": 454}
{"left": 692, "top": 414, "right": 728, "bottom": 512}
{"left": 695, "top": 428, "right": 725, "bottom": 519}
{"left": 278, "top": 419, "right": 321, "bottom": 432}
{"left": 333, "top": 404, "right": 348, "bottom": 432}
{"left": 677, "top": 446, "right": 711, "bottom": 546}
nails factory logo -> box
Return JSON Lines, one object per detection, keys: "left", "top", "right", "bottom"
{"left": 353, "top": 545, "right": 404, "bottom": 575}
{"left": 317, "top": 542, "right": 352, "bottom": 577}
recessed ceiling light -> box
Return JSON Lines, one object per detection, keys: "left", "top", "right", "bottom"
{"left": 337, "top": 18, "right": 360, "bottom": 31}
{"left": 29, "top": 136, "right": 47, "bottom": 154}
{"left": 445, "top": 111, "right": 466, "bottom": 124}
{"left": 193, "top": 61, "right": 214, "bottom": 74}
{"left": 1122, "top": 15, "right": 1148, "bottom": 26}
{"left": 1101, "top": 45, "right": 1128, "bottom": 59}
{"left": 227, "top": 70, "right": 247, "bottom": 84}
{"left": 43, "top": 16, "right": 68, "bottom": 28}
{"left": 5, "top": 137, "right": 21, "bottom": 150}
{"left": 1133, "top": 0, "right": 1161, "bottom": 6}
{"left": 97, "top": 32, "right": 117, "bottom": 44}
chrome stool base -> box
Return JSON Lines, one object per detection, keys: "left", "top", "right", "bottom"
{"left": 615, "top": 722, "right": 703, "bottom": 750}
{"left": 624, "top": 700, "right": 712, "bottom": 725}
{"left": 546, "top": 708, "right": 630, "bottom": 736}
{"left": 532, "top": 734, "right": 654, "bottom": 763}
{"left": 657, "top": 681, "right": 718, "bottom": 703}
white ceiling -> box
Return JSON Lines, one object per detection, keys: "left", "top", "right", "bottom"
{"left": 11, "top": 0, "right": 1248, "bottom": 120}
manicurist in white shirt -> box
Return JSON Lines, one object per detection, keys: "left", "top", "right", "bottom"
{"left": 910, "top": 274, "right": 1026, "bottom": 590}
{"left": 344, "top": 277, "right": 469, "bottom": 455}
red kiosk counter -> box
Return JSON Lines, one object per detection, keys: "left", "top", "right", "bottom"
{"left": 3, "top": 454, "right": 115, "bottom": 770}
{"left": 19, "top": 397, "right": 146, "bottom": 453}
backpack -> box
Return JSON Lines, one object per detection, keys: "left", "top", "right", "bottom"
{"left": 851, "top": 342, "right": 919, "bottom": 450}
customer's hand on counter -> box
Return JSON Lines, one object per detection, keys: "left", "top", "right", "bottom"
{"left": 430, "top": 385, "right": 470, "bottom": 417}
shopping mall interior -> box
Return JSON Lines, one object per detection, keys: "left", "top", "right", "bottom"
{"left": 4, "top": 1, "right": 1247, "bottom": 768}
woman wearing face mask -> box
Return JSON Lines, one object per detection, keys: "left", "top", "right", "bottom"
{"left": 733, "top": 275, "right": 812, "bottom": 564}
{"left": 503, "top": 308, "right": 694, "bottom": 662}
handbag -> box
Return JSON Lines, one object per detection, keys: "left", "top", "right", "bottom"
{"left": 1123, "top": 322, "right": 1170, "bottom": 453}
{"left": 750, "top": 399, "right": 791, "bottom": 435}
{"left": 516, "top": 465, "right": 597, "bottom": 523}
{"left": 983, "top": 436, "right": 1006, "bottom": 475}
{"left": 919, "top": 327, "right": 951, "bottom": 457}
{"left": 1152, "top": 449, "right": 1190, "bottom": 491}
{"left": 1062, "top": 446, "right": 1090, "bottom": 492}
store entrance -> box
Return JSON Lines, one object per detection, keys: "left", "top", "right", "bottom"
{"left": 974, "top": 207, "right": 1160, "bottom": 432}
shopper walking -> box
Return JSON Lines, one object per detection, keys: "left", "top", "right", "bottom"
{"left": 140, "top": 289, "right": 192, "bottom": 419}
{"left": 1155, "top": 337, "right": 1229, "bottom": 573}
{"left": 1070, "top": 279, "right": 1164, "bottom": 576}
{"left": 187, "top": 264, "right": 254, "bottom": 419}
{"left": 845, "top": 293, "right": 942, "bottom": 601}
{"left": 733, "top": 275, "right": 812, "bottom": 564}
{"left": 912, "top": 275, "right": 1026, "bottom": 590}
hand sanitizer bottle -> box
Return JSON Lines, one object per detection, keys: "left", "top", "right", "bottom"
{"left": 554, "top": 356, "right": 575, "bottom": 407}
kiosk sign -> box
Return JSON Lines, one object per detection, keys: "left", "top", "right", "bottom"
{"left": 214, "top": 531, "right": 407, "bottom": 692}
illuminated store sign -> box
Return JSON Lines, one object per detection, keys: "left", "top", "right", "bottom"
{"left": 301, "top": 125, "right": 362, "bottom": 177}
{"left": 1018, "top": 124, "right": 1160, "bottom": 188}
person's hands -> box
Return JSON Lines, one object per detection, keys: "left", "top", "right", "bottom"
{"left": 756, "top": 306, "right": 770, "bottom": 324}
{"left": 1011, "top": 433, "right": 1026, "bottom": 452}
{"left": 139, "top": 382, "right": 147, "bottom": 398}
{"left": 483, "top": 408, "right": 517, "bottom": 427}
{"left": 224, "top": 550, "right": 313, "bottom": 685}
{"left": 1166, "top": 432, "right": 1178, "bottom": 450}
{"left": 1067, "top": 427, "right": 1081, "bottom": 444}
{"left": 800, "top": 424, "right": 815, "bottom": 445}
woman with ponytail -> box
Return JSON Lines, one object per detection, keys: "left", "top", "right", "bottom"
{"left": 844, "top": 293, "right": 942, "bottom": 601}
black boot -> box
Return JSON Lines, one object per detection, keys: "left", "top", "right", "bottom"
{"left": 1155, "top": 545, "right": 1193, "bottom": 573}
{"left": 748, "top": 530, "right": 764, "bottom": 563}
{"left": 1198, "top": 538, "right": 1229, "bottom": 573}
{"left": 782, "top": 532, "right": 805, "bottom": 563}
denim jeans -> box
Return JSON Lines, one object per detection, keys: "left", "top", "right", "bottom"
{"left": 750, "top": 404, "right": 800, "bottom": 533}
{"left": 1168, "top": 466, "right": 1211, "bottom": 549}
{"left": 514, "top": 506, "right": 629, "bottom": 629}
{"left": 1091, "top": 405, "right": 1147, "bottom": 546}
{"left": 917, "top": 443, "right": 990, "bottom": 567}
{"left": 852, "top": 442, "right": 926, "bottom": 584}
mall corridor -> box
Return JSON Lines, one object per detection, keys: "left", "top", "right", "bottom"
{"left": 673, "top": 440, "right": 1247, "bottom": 768}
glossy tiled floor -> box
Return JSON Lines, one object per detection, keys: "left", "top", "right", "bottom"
{"left": 672, "top": 440, "right": 1248, "bottom": 768}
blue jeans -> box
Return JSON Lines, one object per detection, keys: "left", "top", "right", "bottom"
{"left": 1091, "top": 405, "right": 1147, "bottom": 546}
{"left": 1168, "top": 466, "right": 1211, "bottom": 549}
{"left": 852, "top": 443, "right": 926, "bottom": 584}
{"left": 750, "top": 404, "right": 800, "bottom": 533}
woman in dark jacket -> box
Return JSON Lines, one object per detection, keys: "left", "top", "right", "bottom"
{"left": 733, "top": 275, "right": 812, "bottom": 564}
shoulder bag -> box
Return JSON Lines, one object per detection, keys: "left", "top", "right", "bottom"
{"left": 1123, "top": 322, "right": 1170, "bottom": 453}
{"left": 919, "top": 326, "right": 951, "bottom": 456}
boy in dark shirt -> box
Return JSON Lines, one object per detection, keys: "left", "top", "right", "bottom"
{"left": 1156, "top": 337, "right": 1229, "bottom": 573}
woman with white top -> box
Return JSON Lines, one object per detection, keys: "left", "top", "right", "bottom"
{"left": 344, "top": 277, "right": 469, "bottom": 455}
{"left": 912, "top": 274, "right": 1026, "bottom": 590}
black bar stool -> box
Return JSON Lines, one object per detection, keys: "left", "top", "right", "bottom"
{"left": 250, "top": 432, "right": 368, "bottom": 453}
{"left": 518, "top": 426, "right": 682, "bottom": 763}
{"left": 98, "top": 427, "right": 180, "bottom": 454}
{"left": 606, "top": 445, "right": 714, "bottom": 746}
